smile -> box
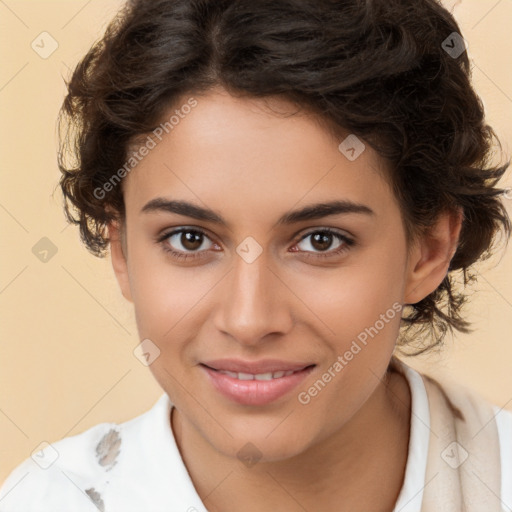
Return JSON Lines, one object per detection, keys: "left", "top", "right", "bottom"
{"left": 201, "top": 364, "right": 316, "bottom": 406}
{"left": 215, "top": 369, "right": 300, "bottom": 380}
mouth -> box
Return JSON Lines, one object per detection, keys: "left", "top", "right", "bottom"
{"left": 200, "top": 362, "right": 316, "bottom": 406}
{"left": 201, "top": 364, "right": 314, "bottom": 381}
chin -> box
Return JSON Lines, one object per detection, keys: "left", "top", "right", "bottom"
{"left": 206, "top": 422, "right": 314, "bottom": 464}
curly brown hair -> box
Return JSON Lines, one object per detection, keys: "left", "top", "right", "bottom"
{"left": 58, "top": 0, "right": 511, "bottom": 355}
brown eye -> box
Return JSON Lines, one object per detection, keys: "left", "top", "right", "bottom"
{"left": 179, "top": 231, "right": 203, "bottom": 251}
{"left": 311, "top": 232, "right": 335, "bottom": 251}
{"left": 296, "top": 230, "right": 347, "bottom": 253}
{"left": 291, "top": 228, "right": 356, "bottom": 261}
{"left": 163, "top": 229, "right": 214, "bottom": 254}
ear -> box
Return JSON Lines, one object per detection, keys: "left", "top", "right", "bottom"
{"left": 404, "top": 208, "right": 463, "bottom": 304}
{"left": 108, "top": 221, "right": 133, "bottom": 303}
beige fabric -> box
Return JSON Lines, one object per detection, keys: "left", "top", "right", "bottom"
{"left": 410, "top": 368, "right": 502, "bottom": 510}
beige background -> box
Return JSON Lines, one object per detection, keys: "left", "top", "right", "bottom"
{"left": 0, "top": 0, "right": 511, "bottom": 486}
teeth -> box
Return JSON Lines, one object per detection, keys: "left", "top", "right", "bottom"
{"left": 238, "top": 372, "right": 255, "bottom": 381}
{"left": 217, "top": 369, "right": 300, "bottom": 380}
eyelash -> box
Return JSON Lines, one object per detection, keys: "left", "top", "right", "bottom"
{"left": 156, "top": 227, "right": 355, "bottom": 262}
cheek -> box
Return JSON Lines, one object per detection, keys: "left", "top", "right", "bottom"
{"left": 293, "top": 256, "right": 405, "bottom": 428}
{"left": 127, "top": 242, "right": 216, "bottom": 341}
{"left": 292, "top": 246, "right": 406, "bottom": 343}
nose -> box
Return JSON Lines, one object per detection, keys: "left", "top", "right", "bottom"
{"left": 213, "top": 250, "right": 294, "bottom": 346}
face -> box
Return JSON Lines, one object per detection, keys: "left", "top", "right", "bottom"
{"left": 110, "top": 87, "right": 457, "bottom": 462}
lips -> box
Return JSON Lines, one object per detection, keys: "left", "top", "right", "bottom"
{"left": 200, "top": 359, "right": 316, "bottom": 406}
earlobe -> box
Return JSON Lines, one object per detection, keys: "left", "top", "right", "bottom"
{"left": 108, "top": 222, "right": 133, "bottom": 303}
{"left": 404, "top": 209, "right": 463, "bottom": 304}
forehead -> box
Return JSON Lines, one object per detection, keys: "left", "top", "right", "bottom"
{"left": 122, "top": 89, "right": 397, "bottom": 226}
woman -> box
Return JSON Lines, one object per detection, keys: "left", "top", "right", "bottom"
{"left": 1, "top": 0, "right": 510, "bottom": 510}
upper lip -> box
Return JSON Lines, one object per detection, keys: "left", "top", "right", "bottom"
{"left": 201, "top": 359, "right": 315, "bottom": 374}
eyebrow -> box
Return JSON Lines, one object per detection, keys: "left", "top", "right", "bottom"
{"left": 141, "top": 198, "right": 375, "bottom": 227}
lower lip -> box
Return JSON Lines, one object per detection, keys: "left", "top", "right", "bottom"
{"left": 201, "top": 364, "right": 315, "bottom": 406}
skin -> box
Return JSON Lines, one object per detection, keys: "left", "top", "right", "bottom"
{"left": 109, "top": 87, "right": 462, "bottom": 512}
